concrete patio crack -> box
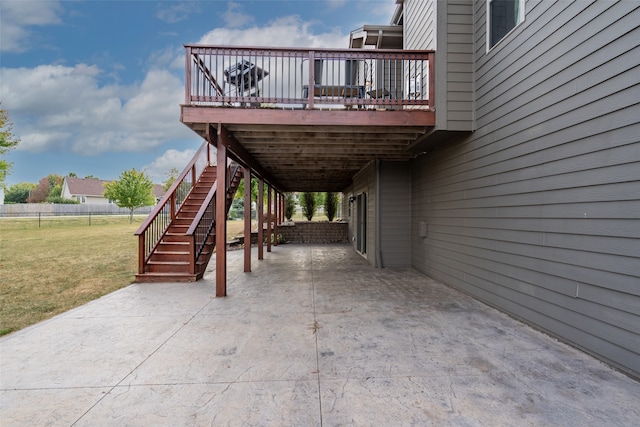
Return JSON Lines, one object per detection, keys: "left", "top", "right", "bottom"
{"left": 70, "top": 299, "right": 214, "bottom": 426}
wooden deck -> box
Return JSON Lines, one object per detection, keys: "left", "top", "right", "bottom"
{"left": 181, "top": 45, "right": 436, "bottom": 192}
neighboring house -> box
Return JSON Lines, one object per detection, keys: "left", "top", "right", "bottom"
{"left": 61, "top": 177, "right": 165, "bottom": 204}
{"left": 343, "top": 0, "right": 639, "bottom": 378}
{"left": 60, "top": 177, "right": 112, "bottom": 204}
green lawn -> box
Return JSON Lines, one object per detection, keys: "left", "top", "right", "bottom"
{"left": 0, "top": 215, "right": 252, "bottom": 335}
{"left": 0, "top": 215, "right": 142, "bottom": 335}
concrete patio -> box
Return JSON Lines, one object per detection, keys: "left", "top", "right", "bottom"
{"left": 1, "top": 243, "right": 638, "bottom": 426}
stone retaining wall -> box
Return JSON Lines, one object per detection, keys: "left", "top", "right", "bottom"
{"left": 277, "top": 221, "right": 348, "bottom": 243}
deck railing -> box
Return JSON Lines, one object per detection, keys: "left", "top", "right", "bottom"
{"left": 185, "top": 45, "right": 434, "bottom": 110}
{"left": 185, "top": 162, "right": 242, "bottom": 272}
{"left": 134, "top": 141, "right": 213, "bottom": 274}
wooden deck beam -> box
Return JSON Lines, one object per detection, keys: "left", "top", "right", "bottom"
{"left": 182, "top": 107, "right": 435, "bottom": 128}
{"left": 209, "top": 124, "right": 281, "bottom": 191}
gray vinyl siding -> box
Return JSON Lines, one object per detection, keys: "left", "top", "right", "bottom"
{"left": 405, "top": 0, "right": 436, "bottom": 50}
{"left": 411, "top": 0, "right": 640, "bottom": 378}
{"left": 345, "top": 161, "right": 376, "bottom": 266}
{"left": 405, "top": 0, "right": 474, "bottom": 131}
{"left": 445, "top": 0, "right": 474, "bottom": 130}
{"left": 379, "top": 161, "right": 412, "bottom": 268}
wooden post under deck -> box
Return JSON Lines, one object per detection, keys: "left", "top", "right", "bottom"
{"left": 216, "top": 130, "right": 228, "bottom": 297}
{"left": 273, "top": 192, "right": 278, "bottom": 247}
{"left": 267, "top": 185, "right": 272, "bottom": 253}
{"left": 243, "top": 167, "right": 252, "bottom": 272}
{"left": 258, "top": 179, "right": 264, "bottom": 260}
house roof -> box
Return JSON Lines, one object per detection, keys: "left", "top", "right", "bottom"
{"left": 349, "top": 25, "right": 403, "bottom": 49}
{"left": 64, "top": 177, "right": 166, "bottom": 199}
{"left": 152, "top": 184, "right": 165, "bottom": 199}
{"left": 64, "top": 177, "right": 110, "bottom": 197}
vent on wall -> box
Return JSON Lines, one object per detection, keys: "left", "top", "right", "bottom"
{"left": 419, "top": 221, "right": 428, "bottom": 238}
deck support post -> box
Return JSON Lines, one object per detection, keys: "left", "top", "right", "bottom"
{"left": 282, "top": 193, "right": 285, "bottom": 222}
{"left": 267, "top": 185, "right": 272, "bottom": 253}
{"left": 258, "top": 178, "right": 264, "bottom": 260}
{"left": 273, "top": 191, "right": 279, "bottom": 247}
{"left": 216, "top": 126, "right": 228, "bottom": 297}
{"left": 243, "top": 166, "right": 252, "bottom": 272}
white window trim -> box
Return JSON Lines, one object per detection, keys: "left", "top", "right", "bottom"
{"left": 486, "top": 0, "right": 525, "bottom": 52}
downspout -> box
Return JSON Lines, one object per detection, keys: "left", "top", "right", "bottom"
{"left": 375, "top": 159, "right": 383, "bottom": 268}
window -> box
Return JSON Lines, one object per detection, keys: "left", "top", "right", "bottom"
{"left": 488, "top": 0, "right": 524, "bottom": 49}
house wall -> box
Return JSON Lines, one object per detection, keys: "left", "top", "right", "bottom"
{"left": 379, "top": 161, "right": 412, "bottom": 268}
{"left": 411, "top": 0, "right": 640, "bottom": 378}
{"left": 405, "top": 0, "right": 474, "bottom": 131}
{"left": 83, "top": 196, "right": 111, "bottom": 204}
{"left": 344, "top": 161, "right": 376, "bottom": 266}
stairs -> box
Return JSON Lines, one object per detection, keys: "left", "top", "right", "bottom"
{"left": 135, "top": 163, "right": 243, "bottom": 283}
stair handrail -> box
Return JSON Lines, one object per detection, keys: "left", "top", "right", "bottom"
{"left": 186, "top": 176, "right": 218, "bottom": 267}
{"left": 134, "top": 140, "right": 212, "bottom": 274}
{"left": 186, "top": 163, "right": 243, "bottom": 267}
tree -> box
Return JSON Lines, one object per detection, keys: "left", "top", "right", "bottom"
{"left": 300, "top": 192, "right": 317, "bottom": 221}
{"left": 235, "top": 175, "right": 258, "bottom": 201}
{"left": 103, "top": 168, "right": 156, "bottom": 223}
{"left": 324, "top": 192, "right": 339, "bottom": 221}
{"left": 285, "top": 193, "right": 295, "bottom": 221}
{"left": 45, "top": 174, "right": 64, "bottom": 202}
{"left": 27, "top": 174, "right": 63, "bottom": 203}
{"left": 162, "top": 167, "right": 180, "bottom": 191}
{"left": 0, "top": 103, "right": 20, "bottom": 187}
{"left": 4, "top": 182, "right": 36, "bottom": 203}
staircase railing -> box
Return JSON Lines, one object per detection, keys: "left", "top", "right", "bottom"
{"left": 135, "top": 141, "right": 213, "bottom": 274}
{"left": 187, "top": 181, "right": 217, "bottom": 271}
{"left": 186, "top": 162, "right": 243, "bottom": 273}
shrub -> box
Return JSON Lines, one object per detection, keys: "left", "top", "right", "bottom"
{"left": 300, "top": 192, "right": 317, "bottom": 221}
{"left": 46, "top": 196, "right": 80, "bottom": 204}
{"left": 285, "top": 193, "right": 295, "bottom": 220}
{"left": 324, "top": 192, "right": 339, "bottom": 221}
{"left": 270, "top": 233, "right": 286, "bottom": 244}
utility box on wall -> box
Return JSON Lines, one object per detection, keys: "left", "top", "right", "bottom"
{"left": 419, "top": 221, "right": 428, "bottom": 238}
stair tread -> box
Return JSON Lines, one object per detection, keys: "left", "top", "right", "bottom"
{"left": 148, "top": 260, "right": 190, "bottom": 265}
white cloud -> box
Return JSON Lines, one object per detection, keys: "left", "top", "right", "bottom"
{"left": 0, "top": 0, "right": 62, "bottom": 52}
{"left": 199, "top": 15, "right": 347, "bottom": 48}
{"left": 155, "top": 1, "right": 200, "bottom": 24}
{"left": 326, "top": 0, "right": 348, "bottom": 10}
{"left": 222, "top": 2, "right": 254, "bottom": 28}
{"left": 143, "top": 148, "right": 198, "bottom": 182}
{"left": 0, "top": 64, "right": 193, "bottom": 155}
{"left": 368, "top": 0, "right": 398, "bottom": 21}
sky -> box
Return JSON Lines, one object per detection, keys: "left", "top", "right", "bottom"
{"left": 0, "top": 0, "right": 396, "bottom": 186}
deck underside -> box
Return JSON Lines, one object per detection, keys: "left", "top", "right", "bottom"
{"left": 181, "top": 107, "right": 435, "bottom": 192}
